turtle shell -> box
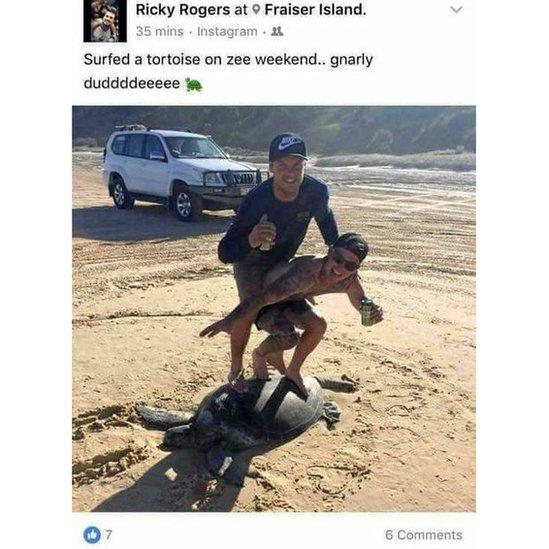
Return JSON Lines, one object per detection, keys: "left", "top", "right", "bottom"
{"left": 197, "top": 376, "right": 324, "bottom": 445}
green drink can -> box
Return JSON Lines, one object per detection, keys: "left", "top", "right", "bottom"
{"left": 361, "top": 297, "right": 375, "bottom": 327}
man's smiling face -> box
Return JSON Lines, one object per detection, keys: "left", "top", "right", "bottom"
{"left": 103, "top": 11, "right": 115, "bottom": 27}
{"left": 270, "top": 156, "right": 306, "bottom": 198}
{"left": 325, "top": 247, "right": 361, "bottom": 281}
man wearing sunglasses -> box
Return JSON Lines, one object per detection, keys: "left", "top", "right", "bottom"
{"left": 201, "top": 233, "right": 383, "bottom": 397}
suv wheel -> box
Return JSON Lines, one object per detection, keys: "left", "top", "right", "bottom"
{"left": 173, "top": 186, "right": 202, "bottom": 222}
{"left": 112, "top": 178, "right": 134, "bottom": 209}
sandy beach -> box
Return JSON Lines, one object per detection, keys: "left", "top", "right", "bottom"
{"left": 72, "top": 151, "right": 475, "bottom": 512}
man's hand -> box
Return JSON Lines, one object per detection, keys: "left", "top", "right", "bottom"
{"left": 248, "top": 214, "right": 276, "bottom": 249}
{"left": 200, "top": 318, "right": 233, "bottom": 338}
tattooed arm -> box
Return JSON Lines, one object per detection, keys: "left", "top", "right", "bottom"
{"left": 200, "top": 260, "right": 318, "bottom": 338}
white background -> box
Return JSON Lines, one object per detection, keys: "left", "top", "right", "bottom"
{"left": 3, "top": 0, "right": 549, "bottom": 547}
{"left": 75, "top": 0, "right": 475, "bottom": 105}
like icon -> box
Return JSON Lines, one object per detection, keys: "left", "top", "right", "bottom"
{"left": 83, "top": 526, "right": 101, "bottom": 544}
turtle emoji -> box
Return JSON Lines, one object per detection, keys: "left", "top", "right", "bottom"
{"left": 185, "top": 78, "right": 203, "bottom": 92}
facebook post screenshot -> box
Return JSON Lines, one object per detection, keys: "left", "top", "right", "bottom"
{"left": 70, "top": 0, "right": 478, "bottom": 546}
{"left": 23, "top": 0, "right": 549, "bottom": 547}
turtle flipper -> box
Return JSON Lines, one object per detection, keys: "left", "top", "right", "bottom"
{"left": 315, "top": 376, "right": 357, "bottom": 393}
{"left": 206, "top": 446, "right": 233, "bottom": 477}
{"left": 205, "top": 446, "right": 244, "bottom": 486}
{"left": 136, "top": 404, "right": 194, "bottom": 429}
{"left": 322, "top": 401, "right": 341, "bottom": 428}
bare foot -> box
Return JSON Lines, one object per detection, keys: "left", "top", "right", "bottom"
{"left": 285, "top": 369, "right": 308, "bottom": 399}
{"left": 227, "top": 370, "right": 246, "bottom": 392}
{"left": 265, "top": 352, "right": 286, "bottom": 375}
{"left": 251, "top": 349, "right": 270, "bottom": 380}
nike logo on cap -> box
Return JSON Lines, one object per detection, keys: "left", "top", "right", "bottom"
{"left": 278, "top": 136, "right": 302, "bottom": 151}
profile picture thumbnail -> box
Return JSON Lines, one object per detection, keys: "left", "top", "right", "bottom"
{"left": 84, "top": 0, "right": 127, "bottom": 43}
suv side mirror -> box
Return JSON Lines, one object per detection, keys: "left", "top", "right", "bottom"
{"left": 149, "top": 152, "right": 166, "bottom": 162}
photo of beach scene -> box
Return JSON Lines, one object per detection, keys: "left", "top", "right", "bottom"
{"left": 72, "top": 106, "right": 475, "bottom": 512}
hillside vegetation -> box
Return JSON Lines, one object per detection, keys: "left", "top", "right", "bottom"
{"left": 73, "top": 106, "right": 475, "bottom": 156}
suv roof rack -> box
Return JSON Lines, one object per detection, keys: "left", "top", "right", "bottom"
{"left": 114, "top": 124, "right": 147, "bottom": 131}
{"left": 147, "top": 127, "right": 194, "bottom": 133}
{"left": 114, "top": 125, "right": 195, "bottom": 133}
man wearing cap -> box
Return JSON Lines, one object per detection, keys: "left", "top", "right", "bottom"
{"left": 217, "top": 133, "right": 339, "bottom": 386}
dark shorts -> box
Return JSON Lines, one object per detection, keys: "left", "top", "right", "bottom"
{"left": 233, "top": 252, "right": 278, "bottom": 301}
{"left": 255, "top": 300, "right": 313, "bottom": 331}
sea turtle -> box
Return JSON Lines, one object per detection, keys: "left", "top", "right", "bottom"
{"left": 185, "top": 78, "right": 202, "bottom": 92}
{"left": 136, "top": 375, "right": 356, "bottom": 482}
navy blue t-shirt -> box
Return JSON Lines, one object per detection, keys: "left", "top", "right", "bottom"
{"left": 218, "top": 175, "right": 339, "bottom": 264}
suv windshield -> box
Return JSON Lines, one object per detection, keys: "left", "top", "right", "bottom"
{"left": 165, "top": 137, "right": 227, "bottom": 159}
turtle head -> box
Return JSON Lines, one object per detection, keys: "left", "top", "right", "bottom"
{"left": 163, "top": 424, "right": 195, "bottom": 448}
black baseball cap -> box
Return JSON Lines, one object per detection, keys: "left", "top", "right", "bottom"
{"left": 269, "top": 133, "right": 308, "bottom": 163}
{"left": 333, "top": 233, "right": 369, "bottom": 262}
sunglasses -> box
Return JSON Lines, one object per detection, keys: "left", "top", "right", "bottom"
{"left": 332, "top": 249, "right": 360, "bottom": 271}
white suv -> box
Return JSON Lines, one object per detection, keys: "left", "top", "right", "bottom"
{"left": 102, "top": 126, "right": 261, "bottom": 221}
